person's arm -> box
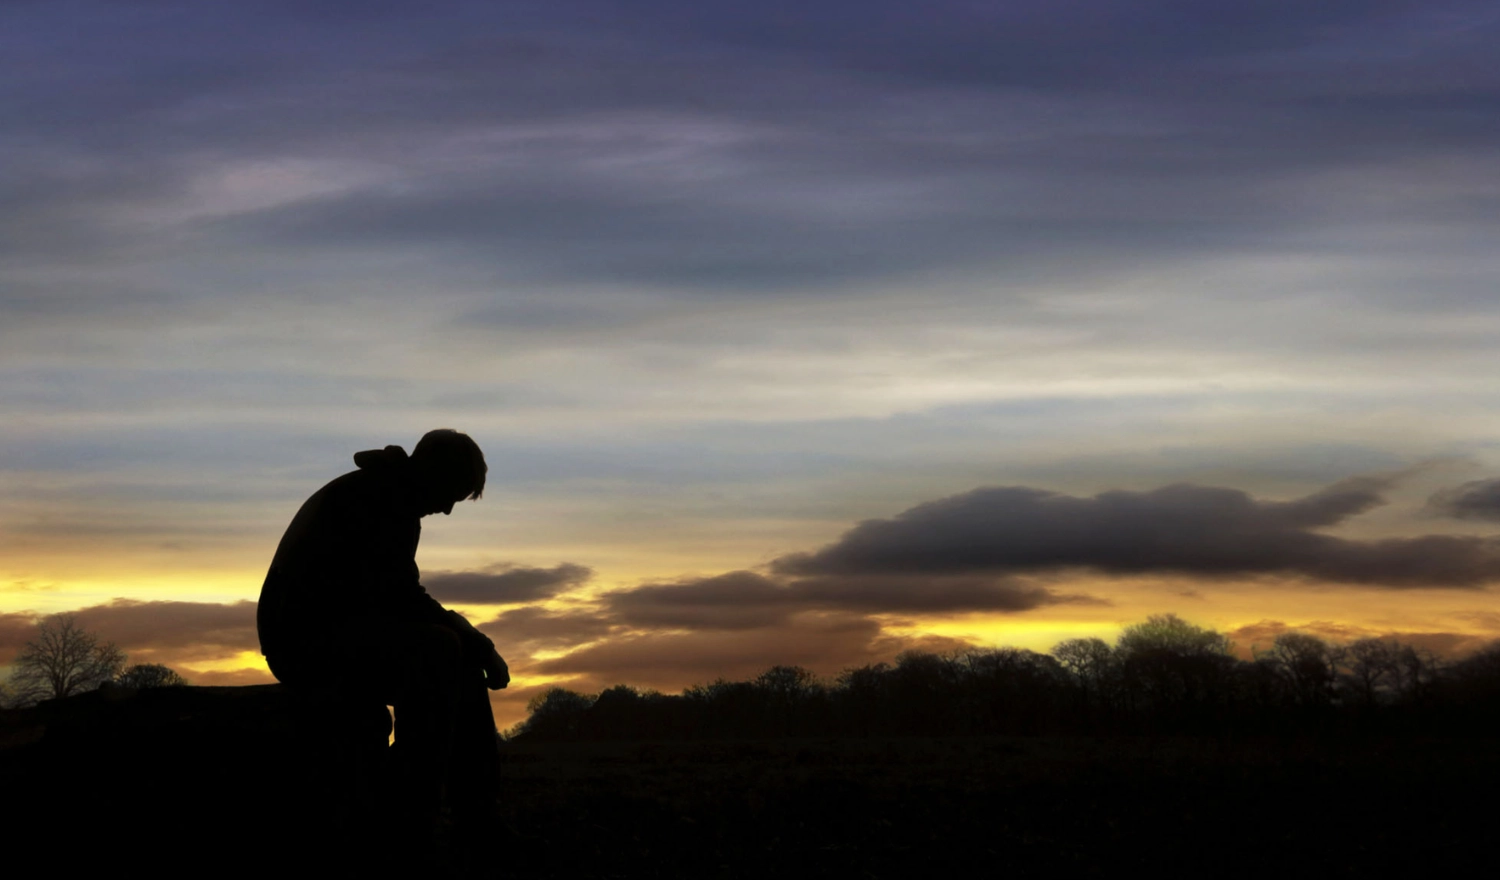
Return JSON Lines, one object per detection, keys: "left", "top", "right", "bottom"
{"left": 397, "top": 572, "right": 511, "bottom": 690}
{"left": 440, "top": 608, "right": 510, "bottom": 690}
{"left": 365, "top": 502, "right": 511, "bottom": 689}
{"left": 396, "top": 575, "right": 510, "bottom": 690}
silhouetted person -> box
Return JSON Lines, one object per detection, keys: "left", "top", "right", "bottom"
{"left": 257, "top": 429, "right": 508, "bottom": 858}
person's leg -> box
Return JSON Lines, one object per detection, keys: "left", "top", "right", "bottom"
{"left": 281, "top": 621, "right": 466, "bottom": 835}
{"left": 446, "top": 666, "right": 501, "bottom": 810}
{"left": 277, "top": 620, "right": 497, "bottom": 866}
{"left": 372, "top": 624, "right": 501, "bottom": 868}
{"left": 367, "top": 622, "right": 465, "bottom": 829}
{"left": 443, "top": 666, "right": 503, "bottom": 866}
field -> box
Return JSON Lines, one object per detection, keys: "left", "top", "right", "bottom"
{"left": 488, "top": 734, "right": 1497, "bottom": 877}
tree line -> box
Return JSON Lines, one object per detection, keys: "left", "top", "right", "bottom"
{"left": 0, "top": 613, "right": 186, "bottom": 708}
{"left": 514, "top": 614, "right": 1500, "bottom": 741}
{"left": 9, "top": 610, "right": 1499, "bottom": 736}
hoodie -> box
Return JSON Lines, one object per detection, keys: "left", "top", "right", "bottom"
{"left": 257, "top": 445, "right": 451, "bottom": 663}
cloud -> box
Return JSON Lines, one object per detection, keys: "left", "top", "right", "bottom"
{"left": 2, "top": 601, "right": 258, "bottom": 661}
{"left": 0, "top": 601, "right": 262, "bottom": 680}
{"left": 4, "top": 0, "right": 1498, "bottom": 488}
{"left": 602, "top": 571, "right": 797, "bottom": 630}
{"left": 774, "top": 477, "right": 1500, "bottom": 588}
{"left": 1428, "top": 478, "right": 1500, "bottom": 522}
{"left": 478, "top": 564, "right": 1079, "bottom": 690}
{"left": 530, "top": 612, "right": 971, "bottom": 692}
{"left": 0, "top": 612, "right": 40, "bottom": 664}
{"left": 425, "top": 563, "right": 592, "bottom": 605}
{"left": 791, "top": 574, "right": 1104, "bottom": 613}
{"left": 68, "top": 600, "right": 259, "bottom": 652}
{"left": 600, "top": 569, "right": 1094, "bottom": 631}
{"left": 0, "top": 601, "right": 258, "bottom": 671}
{"left": 1272, "top": 474, "right": 1398, "bottom": 527}
{"left": 1224, "top": 618, "right": 1494, "bottom": 659}
{"left": 618, "top": 0, "right": 1443, "bottom": 96}
{"left": 6, "top": 0, "right": 1494, "bottom": 323}
{"left": 1225, "top": 619, "right": 1386, "bottom": 654}
{"left": 477, "top": 606, "right": 617, "bottom": 652}
{"left": 494, "top": 471, "right": 1500, "bottom": 692}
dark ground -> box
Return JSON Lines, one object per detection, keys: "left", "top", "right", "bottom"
{"left": 491, "top": 734, "right": 1497, "bottom": 877}
{"left": 2, "top": 687, "right": 1496, "bottom": 876}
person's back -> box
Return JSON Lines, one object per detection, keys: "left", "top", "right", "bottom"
{"left": 259, "top": 444, "right": 441, "bottom": 678}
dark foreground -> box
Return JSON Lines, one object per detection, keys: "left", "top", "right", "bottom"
{"left": 493, "top": 734, "right": 1496, "bottom": 877}
{"left": 2, "top": 687, "right": 1497, "bottom": 875}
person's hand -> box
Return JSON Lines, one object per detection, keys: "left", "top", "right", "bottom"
{"left": 443, "top": 609, "right": 509, "bottom": 688}
{"left": 482, "top": 646, "right": 510, "bottom": 690}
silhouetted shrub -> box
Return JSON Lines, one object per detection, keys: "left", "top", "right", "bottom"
{"left": 116, "top": 664, "right": 188, "bottom": 689}
{"left": 517, "top": 687, "right": 595, "bottom": 740}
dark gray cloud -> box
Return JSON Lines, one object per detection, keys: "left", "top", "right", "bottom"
{"left": 3, "top": 0, "right": 1495, "bottom": 318}
{"left": 425, "top": 563, "right": 591, "bottom": 605}
{"left": 1272, "top": 475, "right": 1397, "bottom": 527}
{"left": 774, "top": 476, "right": 1500, "bottom": 588}
{"left": 791, "top": 575, "right": 1104, "bottom": 613}
{"left": 1428, "top": 478, "right": 1500, "bottom": 522}
{"left": 604, "top": 0, "right": 1448, "bottom": 93}
{"left": 601, "top": 569, "right": 1091, "bottom": 630}
{"left": 603, "top": 571, "right": 796, "bottom": 630}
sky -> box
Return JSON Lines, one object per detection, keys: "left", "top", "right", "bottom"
{"left": 3, "top": 0, "right": 1500, "bottom": 727}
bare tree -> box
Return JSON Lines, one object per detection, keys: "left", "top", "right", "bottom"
{"left": 1391, "top": 642, "right": 1443, "bottom": 704}
{"left": 1343, "top": 637, "right": 1400, "bottom": 706}
{"left": 1054, "top": 637, "right": 1116, "bottom": 710}
{"left": 9, "top": 613, "right": 126, "bottom": 705}
{"left": 1054, "top": 638, "right": 1114, "bottom": 683}
{"left": 1261, "top": 633, "right": 1344, "bottom": 708}
{"left": 754, "top": 665, "right": 821, "bottom": 700}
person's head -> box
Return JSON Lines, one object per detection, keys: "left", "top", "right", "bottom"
{"left": 410, "top": 428, "right": 487, "bottom": 515}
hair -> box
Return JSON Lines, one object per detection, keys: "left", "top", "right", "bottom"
{"left": 412, "top": 428, "right": 487, "bottom": 500}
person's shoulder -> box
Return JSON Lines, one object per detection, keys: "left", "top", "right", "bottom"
{"left": 300, "top": 446, "right": 415, "bottom": 516}
{"left": 300, "top": 467, "right": 380, "bottom": 511}
{"left": 334, "top": 463, "right": 419, "bottom": 516}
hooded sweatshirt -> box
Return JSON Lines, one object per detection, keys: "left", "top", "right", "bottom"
{"left": 257, "top": 445, "right": 451, "bottom": 664}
